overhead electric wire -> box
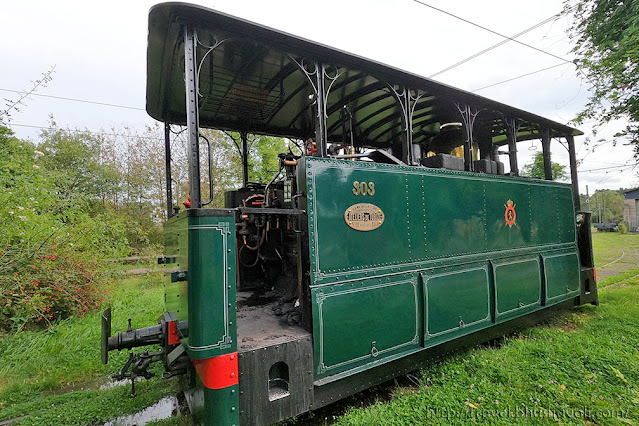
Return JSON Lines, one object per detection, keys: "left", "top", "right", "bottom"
{"left": 8, "top": 122, "right": 163, "bottom": 141}
{"left": 470, "top": 63, "right": 568, "bottom": 92}
{"left": 0, "top": 88, "right": 144, "bottom": 111}
{"left": 429, "top": 9, "right": 570, "bottom": 78}
{"left": 413, "top": 0, "right": 574, "bottom": 66}
{"left": 579, "top": 164, "right": 637, "bottom": 173}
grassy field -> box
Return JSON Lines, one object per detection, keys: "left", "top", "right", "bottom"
{"left": 0, "top": 233, "right": 637, "bottom": 425}
{"left": 0, "top": 274, "right": 179, "bottom": 425}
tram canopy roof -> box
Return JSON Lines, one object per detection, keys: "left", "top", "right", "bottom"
{"left": 147, "top": 2, "right": 581, "bottom": 149}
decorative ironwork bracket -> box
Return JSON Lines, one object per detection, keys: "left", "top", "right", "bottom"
{"left": 455, "top": 103, "right": 484, "bottom": 171}
{"left": 288, "top": 56, "right": 343, "bottom": 157}
{"left": 504, "top": 116, "right": 521, "bottom": 176}
{"left": 385, "top": 84, "right": 426, "bottom": 164}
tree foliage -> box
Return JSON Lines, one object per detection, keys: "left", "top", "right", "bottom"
{"left": 566, "top": 0, "right": 639, "bottom": 154}
{"left": 0, "top": 126, "right": 128, "bottom": 332}
{"left": 0, "top": 118, "right": 295, "bottom": 332}
{"left": 580, "top": 189, "right": 624, "bottom": 222}
{"left": 521, "top": 151, "right": 568, "bottom": 181}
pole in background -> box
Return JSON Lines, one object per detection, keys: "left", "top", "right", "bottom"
{"left": 164, "top": 122, "right": 173, "bottom": 219}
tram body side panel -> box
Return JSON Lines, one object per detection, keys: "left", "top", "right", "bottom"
{"left": 304, "top": 157, "right": 583, "bottom": 382}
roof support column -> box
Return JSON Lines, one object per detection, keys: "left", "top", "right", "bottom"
{"left": 184, "top": 26, "right": 201, "bottom": 208}
{"left": 505, "top": 117, "right": 519, "bottom": 176}
{"left": 567, "top": 134, "right": 581, "bottom": 209}
{"left": 164, "top": 122, "right": 173, "bottom": 219}
{"left": 541, "top": 127, "right": 552, "bottom": 180}
{"left": 314, "top": 63, "right": 328, "bottom": 158}
{"left": 456, "top": 104, "right": 482, "bottom": 172}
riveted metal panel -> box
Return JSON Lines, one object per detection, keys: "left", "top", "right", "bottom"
{"left": 163, "top": 210, "right": 238, "bottom": 360}
{"left": 484, "top": 181, "right": 533, "bottom": 250}
{"left": 311, "top": 274, "right": 421, "bottom": 380}
{"left": 543, "top": 252, "right": 581, "bottom": 305}
{"left": 304, "top": 157, "right": 578, "bottom": 288}
{"left": 557, "top": 187, "right": 578, "bottom": 242}
{"left": 422, "top": 177, "right": 487, "bottom": 258}
{"left": 306, "top": 160, "right": 411, "bottom": 276}
{"left": 185, "top": 213, "right": 237, "bottom": 359}
{"left": 493, "top": 257, "right": 542, "bottom": 321}
{"left": 422, "top": 265, "right": 492, "bottom": 346}
{"left": 163, "top": 214, "right": 187, "bottom": 316}
{"left": 530, "top": 184, "right": 560, "bottom": 245}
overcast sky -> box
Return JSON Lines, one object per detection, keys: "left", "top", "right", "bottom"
{"left": 2, "top": 0, "right": 637, "bottom": 193}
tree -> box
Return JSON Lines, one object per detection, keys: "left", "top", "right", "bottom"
{"left": 37, "top": 120, "right": 120, "bottom": 204}
{"left": 565, "top": 0, "right": 639, "bottom": 155}
{"left": 1, "top": 66, "right": 55, "bottom": 125}
{"left": 520, "top": 151, "right": 568, "bottom": 181}
{"left": 581, "top": 189, "right": 624, "bottom": 222}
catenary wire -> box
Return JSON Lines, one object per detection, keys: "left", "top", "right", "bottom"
{"left": 8, "top": 122, "right": 163, "bottom": 141}
{"left": 429, "top": 9, "right": 570, "bottom": 78}
{"left": 471, "top": 63, "right": 568, "bottom": 92}
{"left": 413, "top": 0, "right": 574, "bottom": 66}
{"left": 0, "top": 88, "right": 145, "bottom": 111}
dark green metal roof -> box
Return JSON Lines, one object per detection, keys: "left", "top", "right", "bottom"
{"left": 146, "top": 2, "right": 582, "bottom": 148}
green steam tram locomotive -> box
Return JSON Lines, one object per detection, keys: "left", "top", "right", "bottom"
{"left": 101, "top": 3, "right": 598, "bottom": 425}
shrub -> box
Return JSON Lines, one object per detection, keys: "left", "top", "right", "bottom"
{"left": 618, "top": 220, "right": 629, "bottom": 234}
{"left": 0, "top": 127, "right": 127, "bottom": 332}
{"left": 0, "top": 245, "right": 111, "bottom": 332}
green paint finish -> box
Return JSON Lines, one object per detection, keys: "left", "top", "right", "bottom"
{"left": 204, "top": 385, "right": 240, "bottom": 426}
{"left": 529, "top": 184, "right": 560, "bottom": 245}
{"left": 311, "top": 274, "right": 421, "bottom": 379}
{"left": 189, "top": 385, "right": 240, "bottom": 426}
{"left": 422, "top": 265, "right": 491, "bottom": 344}
{"left": 163, "top": 215, "right": 187, "bottom": 315}
{"left": 543, "top": 252, "right": 580, "bottom": 304}
{"left": 302, "top": 158, "right": 584, "bottom": 381}
{"left": 164, "top": 211, "right": 237, "bottom": 360}
{"left": 557, "top": 187, "right": 578, "bottom": 242}
{"left": 422, "top": 176, "right": 487, "bottom": 258}
{"left": 186, "top": 214, "right": 237, "bottom": 359}
{"left": 484, "top": 180, "right": 533, "bottom": 250}
{"left": 304, "top": 157, "right": 577, "bottom": 286}
{"left": 493, "top": 257, "right": 542, "bottom": 321}
{"left": 307, "top": 163, "right": 411, "bottom": 272}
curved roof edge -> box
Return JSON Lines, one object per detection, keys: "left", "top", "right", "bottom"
{"left": 146, "top": 2, "right": 582, "bottom": 137}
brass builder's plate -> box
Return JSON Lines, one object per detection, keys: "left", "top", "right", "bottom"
{"left": 344, "top": 203, "right": 385, "bottom": 231}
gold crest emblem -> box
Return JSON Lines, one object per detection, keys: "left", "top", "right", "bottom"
{"left": 344, "top": 203, "right": 385, "bottom": 231}
{"left": 504, "top": 200, "right": 517, "bottom": 227}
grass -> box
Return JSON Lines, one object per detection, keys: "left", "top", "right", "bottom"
{"left": 0, "top": 273, "right": 176, "bottom": 425}
{"left": 1, "top": 234, "right": 637, "bottom": 425}
{"left": 591, "top": 232, "right": 639, "bottom": 267}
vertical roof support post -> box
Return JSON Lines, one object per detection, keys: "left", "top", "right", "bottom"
{"left": 241, "top": 131, "right": 249, "bottom": 187}
{"left": 505, "top": 117, "right": 520, "bottom": 176}
{"left": 184, "top": 26, "right": 201, "bottom": 208}
{"left": 541, "top": 127, "right": 552, "bottom": 180}
{"left": 567, "top": 134, "right": 581, "bottom": 210}
{"left": 456, "top": 103, "right": 481, "bottom": 172}
{"left": 385, "top": 83, "right": 414, "bottom": 164}
{"left": 314, "top": 63, "right": 328, "bottom": 157}
{"left": 403, "top": 90, "right": 413, "bottom": 165}
{"left": 164, "top": 122, "right": 173, "bottom": 219}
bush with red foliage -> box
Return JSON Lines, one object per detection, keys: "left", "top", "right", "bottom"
{"left": 0, "top": 245, "right": 111, "bottom": 332}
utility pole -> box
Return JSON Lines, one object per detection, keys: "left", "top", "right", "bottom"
{"left": 598, "top": 192, "right": 602, "bottom": 223}
{"left": 586, "top": 185, "right": 590, "bottom": 213}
